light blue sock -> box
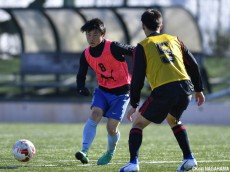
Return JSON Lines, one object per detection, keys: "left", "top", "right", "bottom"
{"left": 82, "top": 119, "right": 97, "bottom": 152}
{"left": 107, "top": 131, "right": 120, "bottom": 154}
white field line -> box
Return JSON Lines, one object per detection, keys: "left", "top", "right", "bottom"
{"left": 1, "top": 160, "right": 229, "bottom": 168}
{"left": 57, "top": 159, "right": 230, "bottom": 164}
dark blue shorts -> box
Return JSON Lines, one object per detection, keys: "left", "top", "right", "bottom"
{"left": 91, "top": 88, "right": 130, "bottom": 121}
{"left": 139, "top": 80, "right": 193, "bottom": 124}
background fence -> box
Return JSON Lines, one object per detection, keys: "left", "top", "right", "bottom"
{"left": 0, "top": 0, "right": 230, "bottom": 101}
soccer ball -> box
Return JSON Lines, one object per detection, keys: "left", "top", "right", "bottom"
{"left": 12, "top": 139, "right": 36, "bottom": 162}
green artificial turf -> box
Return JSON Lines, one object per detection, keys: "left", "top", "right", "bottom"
{"left": 0, "top": 123, "right": 229, "bottom": 172}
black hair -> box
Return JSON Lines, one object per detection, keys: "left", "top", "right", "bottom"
{"left": 141, "top": 9, "right": 162, "bottom": 31}
{"left": 80, "top": 18, "right": 106, "bottom": 34}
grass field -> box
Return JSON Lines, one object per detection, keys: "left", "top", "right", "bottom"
{"left": 0, "top": 123, "right": 229, "bottom": 172}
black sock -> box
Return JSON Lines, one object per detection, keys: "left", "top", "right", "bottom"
{"left": 172, "top": 124, "right": 192, "bottom": 159}
{"left": 129, "top": 128, "right": 143, "bottom": 162}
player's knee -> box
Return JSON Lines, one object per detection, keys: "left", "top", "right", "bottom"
{"left": 132, "top": 122, "right": 145, "bottom": 130}
{"left": 107, "top": 126, "right": 117, "bottom": 136}
{"left": 166, "top": 115, "right": 177, "bottom": 127}
{"left": 132, "top": 115, "right": 149, "bottom": 130}
{"left": 107, "top": 122, "right": 118, "bottom": 136}
{"left": 90, "top": 111, "right": 102, "bottom": 122}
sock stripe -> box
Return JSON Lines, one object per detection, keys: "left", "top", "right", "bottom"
{"left": 130, "top": 128, "right": 142, "bottom": 135}
{"left": 172, "top": 124, "right": 192, "bottom": 158}
{"left": 129, "top": 128, "right": 142, "bottom": 162}
{"left": 173, "top": 125, "right": 186, "bottom": 134}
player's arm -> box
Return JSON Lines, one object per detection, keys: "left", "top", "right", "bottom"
{"left": 110, "top": 41, "right": 135, "bottom": 60}
{"left": 179, "top": 40, "right": 205, "bottom": 105}
{"left": 179, "top": 41, "right": 204, "bottom": 92}
{"left": 130, "top": 44, "right": 146, "bottom": 108}
{"left": 76, "top": 52, "right": 90, "bottom": 96}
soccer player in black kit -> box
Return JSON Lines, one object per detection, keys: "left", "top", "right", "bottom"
{"left": 119, "top": 9, "right": 205, "bottom": 172}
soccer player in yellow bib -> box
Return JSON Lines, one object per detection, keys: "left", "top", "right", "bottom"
{"left": 118, "top": 9, "right": 205, "bottom": 172}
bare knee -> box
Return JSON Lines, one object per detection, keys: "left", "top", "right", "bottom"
{"left": 107, "top": 125, "right": 117, "bottom": 136}
{"left": 132, "top": 113, "right": 151, "bottom": 130}
{"left": 107, "top": 119, "right": 120, "bottom": 136}
{"left": 90, "top": 107, "right": 103, "bottom": 123}
{"left": 166, "top": 114, "right": 180, "bottom": 128}
{"left": 132, "top": 122, "right": 145, "bottom": 130}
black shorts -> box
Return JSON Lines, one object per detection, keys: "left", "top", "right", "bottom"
{"left": 139, "top": 80, "right": 193, "bottom": 124}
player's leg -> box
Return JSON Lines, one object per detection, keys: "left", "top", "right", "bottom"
{"left": 167, "top": 114, "right": 194, "bottom": 159}
{"left": 119, "top": 85, "right": 173, "bottom": 172}
{"left": 129, "top": 113, "right": 151, "bottom": 163}
{"left": 107, "top": 119, "right": 120, "bottom": 153}
{"left": 97, "top": 93, "right": 129, "bottom": 165}
{"left": 118, "top": 112, "right": 151, "bottom": 172}
{"left": 75, "top": 107, "right": 103, "bottom": 164}
{"left": 75, "top": 89, "right": 106, "bottom": 164}
{"left": 167, "top": 94, "right": 197, "bottom": 171}
{"left": 83, "top": 107, "right": 104, "bottom": 152}
{"left": 97, "top": 118, "right": 120, "bottom": 165}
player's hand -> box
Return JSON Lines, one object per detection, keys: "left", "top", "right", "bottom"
{"left": 127, "top": 106, "right": 136, "bottom": 122}
{"left": 195, "top": 92, "right": 205, "bottom": 106}
{"left": 77, "top": 87, "right": 90, "bottom": 96}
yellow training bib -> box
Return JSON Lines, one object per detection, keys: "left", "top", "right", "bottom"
{"left": 139, "top": 34, "right": 190, "bottom": 90}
